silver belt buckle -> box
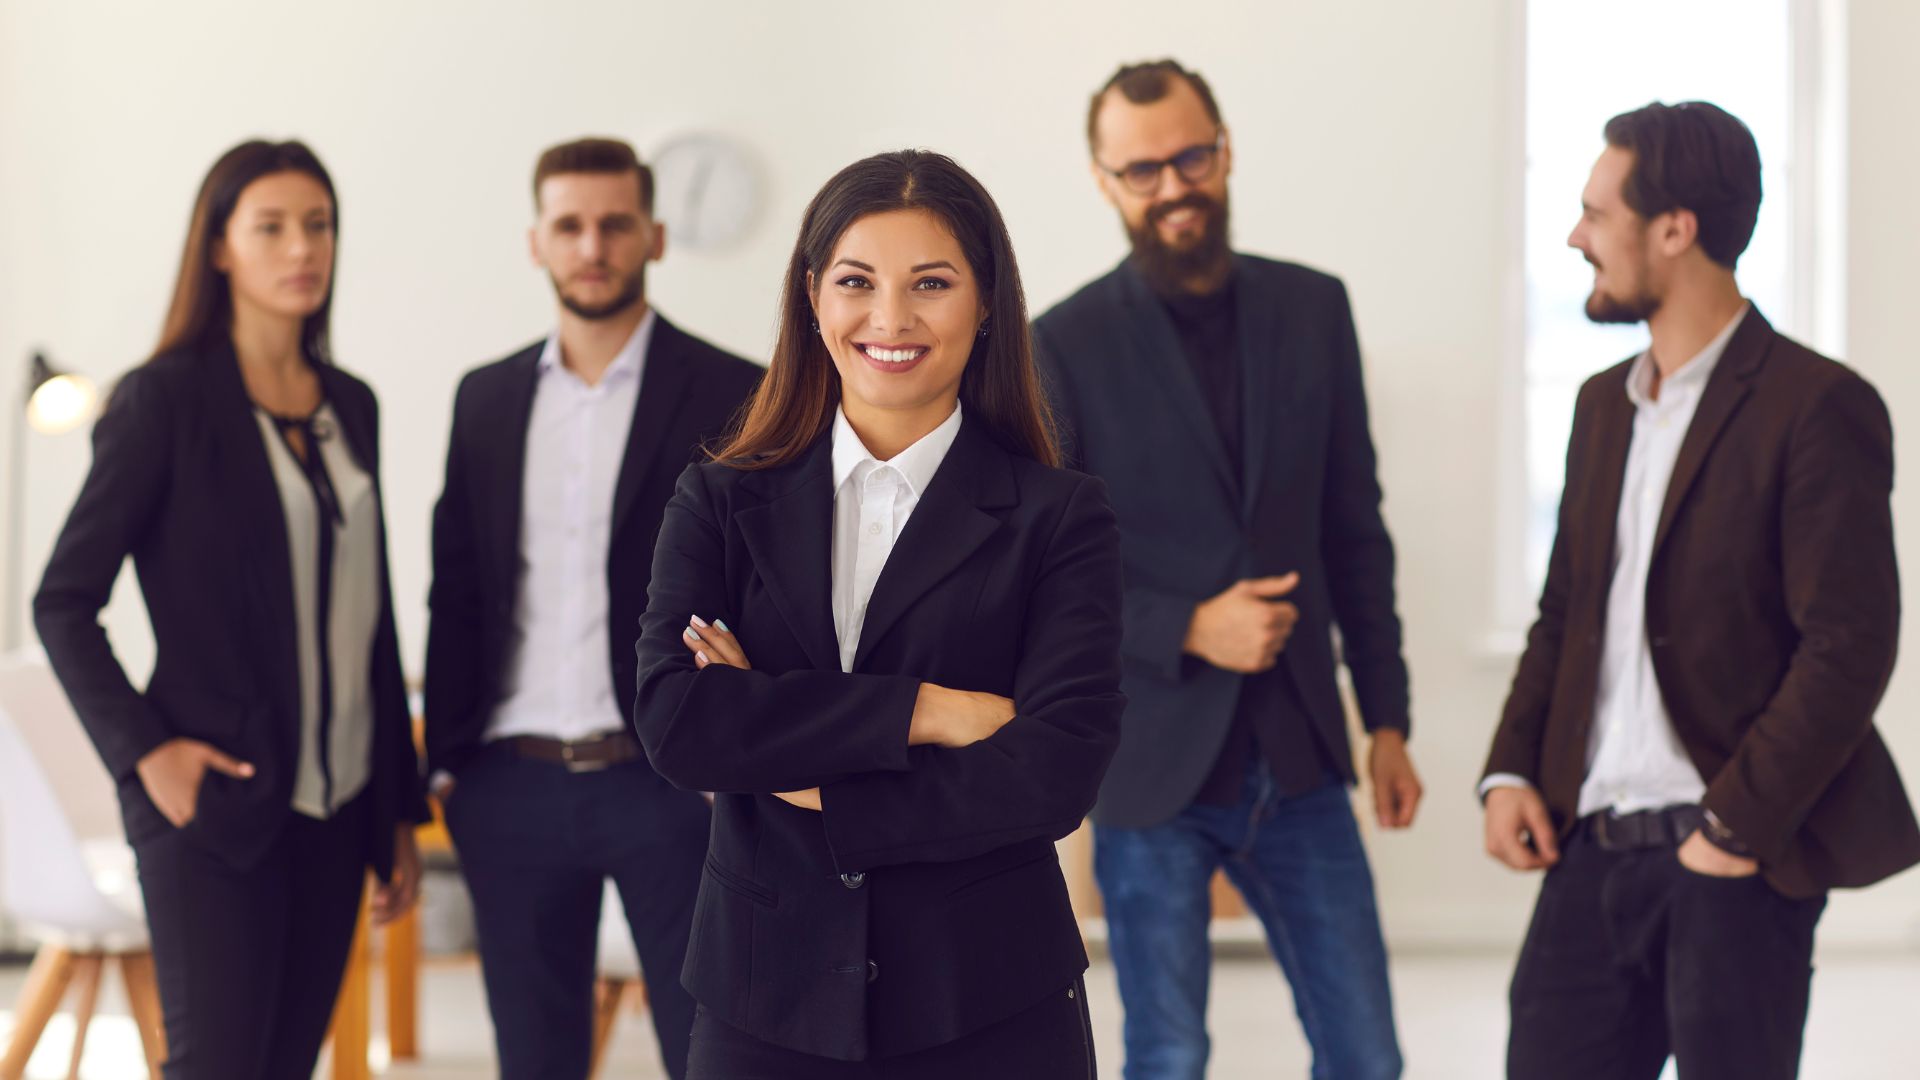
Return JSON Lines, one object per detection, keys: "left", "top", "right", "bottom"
{"left": 560, "top": 739, "right": 610, "bottom": 773}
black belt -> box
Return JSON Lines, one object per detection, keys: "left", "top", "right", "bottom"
{"left": 1583, "top": 804, "right": 1706, "bottom": 852}
{"left": 502, "top": 732, "right": 642, "bottom": 773}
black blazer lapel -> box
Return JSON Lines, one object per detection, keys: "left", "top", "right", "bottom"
{"left": 1650, "top": 308, "right": 1771, "bottom": 560}
{"left": 1117, "top": 263, "right": 1240, "bottom": 509}
{"left": 483, "top": 347, "right": 543, "bottom": 593}
{"left": 1583, "top": 368, "right": 1635, "bottom": 586}
{"left": 1234, "top": 258, "right": 1296, "bottom": 519}
{"left": 201, "top": 342, "right": 300, "bottom": 714}
{"left": 611, "top": 314, "right": 698, "bottom": 541}
{"left": 316, "top": 366, "right": 376, "bottom": 476}
{"left": 734, "top": 439, "right": 842, "bottom": 672}
{"left": 851, "top": 420, "right": 1014, "bottom": 672}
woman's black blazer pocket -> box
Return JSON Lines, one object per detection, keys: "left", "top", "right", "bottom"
{"left": 704, "top": 855, "right": 779, "bottom": 908}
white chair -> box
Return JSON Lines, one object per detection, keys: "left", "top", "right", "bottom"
{"left": 0, "top": 651, "right": 164, "bottom": 1079}
{"left": 589, "top": 878, "right": 648, "bottom": 1078}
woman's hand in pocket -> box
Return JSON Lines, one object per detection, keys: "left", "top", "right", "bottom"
{"left": 683, "top": 615, "right": 750, "bottom": 670}
{"left": 135, "top": 738, "right": 255, "bottom": 827}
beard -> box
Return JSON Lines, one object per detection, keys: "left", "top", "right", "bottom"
{"left": 1581, "top": 253, "right": 1659, "bottom": 324}
{"left": 553, "top": 264, "right": 645, "bottom": 321}
{"left": 1583, "top": 281, "right": 1660, "bottom": 325}
{"left": 1126, "top": 191, "right": 1232, "bottom": 296}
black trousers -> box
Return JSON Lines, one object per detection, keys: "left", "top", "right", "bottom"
{"left": 133, "top": 791, "right": 370, "bottom": 1080}
{"left": 687, "top": 977, "right": 1094, "bottom": 1080}
{"left": 1507, "top": 818, "right": 1827, "bottom": 1080}
{"left": 444, "top": 742, "right": 708, "bottom": 1080}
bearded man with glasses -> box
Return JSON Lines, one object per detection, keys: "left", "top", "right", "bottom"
{"left": 1035, "top": 59, "right": 1419, "bottom": 1080}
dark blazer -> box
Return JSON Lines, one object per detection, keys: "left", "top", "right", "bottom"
{"left": 34, "top": 338, "right": 425, "bottom": 878}
{"left": 631, "top": 417, "right": 1125, "bottom": 1061}
{"left": 423, "top": 314, "right": 761, "bottom": 776}
{"left": 1033, "top": 254, "right": 1410, "bottom": 828}
{"left": 1484, "top": 307, "right": 1920, "bottom": 898}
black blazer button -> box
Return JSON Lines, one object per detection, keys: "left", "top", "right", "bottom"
{"left": 840, "top": 872, "right": 866, "bottom": 889}
{"left": 867, "top": 960, "right": 879, "bottom": 983}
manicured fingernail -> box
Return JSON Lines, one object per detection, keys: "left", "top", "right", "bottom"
{"left": 690, "top": 615, "right": 710, "bottom": 628}
{"left": 715, "top": 619, "right": 729, "bottom": 632}
{"left": 684, "top": 626, "right": 703, "bottom": 642}
{"left": 696, "top": 651, "right": 709, "bottom": 664}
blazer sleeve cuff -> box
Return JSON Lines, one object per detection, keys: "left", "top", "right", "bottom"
{"left": 1122, "top": 586, "right": 1195, "bottom": 682}
{"left": 99, "top": 711, "right": 175, "bottom": 786}
{"left": 1701, "top": 775, "right": 1792, "bottom": 866}
{"left": 1477, "top": 773, "right": 1533, "bottom": 803}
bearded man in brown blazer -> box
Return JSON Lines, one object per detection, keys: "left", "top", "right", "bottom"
{"left": 1481, "top": 100, "right": 1920, "bottom": 1080}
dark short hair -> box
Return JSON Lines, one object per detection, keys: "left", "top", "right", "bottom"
{"left": 1603, "top": 101, "right": 1762, "bottom": 269}
{"left": 1087, "top": 59, "right": 1224, "bottom": 151}
{"left": 533, "top": 137, "right": 654, "bottom": 213}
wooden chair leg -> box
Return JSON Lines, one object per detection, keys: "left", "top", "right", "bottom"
{"left": 62, "top": 953, "right": 105, "bottom": 1080}
{"left": 327, "top": 881, "right": 373, "bottom": 1080}
{"left": 1, "top": 945, "right": 77, "bottom": 1080}
{"left": 383, "top": 899, "right": 420, "bottom": 1060}
{"left": 588, "top": 977, "right": 627, "bottom": 1079}
{"left": 117, "top": 952, "right": 166, "bottom": 1080}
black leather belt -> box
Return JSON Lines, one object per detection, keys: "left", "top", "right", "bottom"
{"left": 1584, "top": 804, "right": 1706, "bottom": 852}
{"left": 503, "top": 732, "right": 641, "bottom": 773}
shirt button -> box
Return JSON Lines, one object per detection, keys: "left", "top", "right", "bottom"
{"left": 869, "top": 522, "right": 883, "bottom": 536}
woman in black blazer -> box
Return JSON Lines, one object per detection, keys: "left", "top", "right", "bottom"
{"left": 632, "top": 149, "right": 1125, "bottom": 1078}
{"left": 34, "top": 140, "right": 426, "bottom": 1079}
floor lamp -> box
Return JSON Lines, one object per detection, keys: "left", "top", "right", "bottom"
{"left": 5, "top": 352, "right": 98, "bottom": 651}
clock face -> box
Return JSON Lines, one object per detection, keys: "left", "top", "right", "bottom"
{"left": 649, "top": 133, "right": 762, "bottom": 252}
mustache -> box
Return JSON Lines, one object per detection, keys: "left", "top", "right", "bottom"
{"left": 1147, "top": 193, "right": 1218, "bottom": 226}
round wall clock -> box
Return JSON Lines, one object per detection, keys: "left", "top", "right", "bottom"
{"left": 649, "top": 132, "right": 762, "bottom": 252}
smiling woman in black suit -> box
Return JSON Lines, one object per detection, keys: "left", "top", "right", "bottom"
{"left": 631, "top": 150, "right": 1125, "bottom": 1078}
{"left": 34, "top": 140, "right": 427, "bottom": 1079}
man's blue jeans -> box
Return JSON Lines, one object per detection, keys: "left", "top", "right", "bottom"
{"left": 1095, "top": 762, "right": 1402, "bottom": 1079}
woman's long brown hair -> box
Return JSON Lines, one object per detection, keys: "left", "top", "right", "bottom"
{"left": 152, "top": 139, "right": 337, "bottom": 364}
{"left": 711, "top": 149, "right": 1058, "bottom": 469}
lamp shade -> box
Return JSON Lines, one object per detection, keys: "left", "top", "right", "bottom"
{"left": 26, "top": 353, "right": 97, "bottom": 435}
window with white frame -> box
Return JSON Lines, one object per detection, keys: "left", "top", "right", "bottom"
{"left": 1519, "top": 0, "right": 1842, "bottom": 598}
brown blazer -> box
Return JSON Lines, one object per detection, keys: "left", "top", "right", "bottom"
{"left": 1485, "top": 306, "right": 1920, "bottom": 898}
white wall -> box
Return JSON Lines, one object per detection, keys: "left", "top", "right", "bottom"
{"left": 1, "top": 0, "right": 1915, "bottom": 950}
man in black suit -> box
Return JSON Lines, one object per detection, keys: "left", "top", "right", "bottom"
{"left": 424, "top": 137, "right": 762, "bottom": 1079}
{"left": 1035, "top": 61, "right": 1421, "bottom": 1080}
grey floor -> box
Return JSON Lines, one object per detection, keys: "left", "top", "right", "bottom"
{"left": 3, "top": 949, "right": 1915, "bottom": 1077}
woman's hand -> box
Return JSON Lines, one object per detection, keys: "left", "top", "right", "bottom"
{"left": 682, "top": 615, "right": 750, "bottom": 670}
{"left": 372, "top": 825, "right": 423, "bottom": 926}
{"left": 908, "top": 684, "right": 1017, "bottom": 748}
{"left": 135, "top": 737, "right": 255, "bottom": 827}
{"left": 774, "top": 789, "right": 822, "bottom": 811}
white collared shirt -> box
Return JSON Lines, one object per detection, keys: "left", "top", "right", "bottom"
{"left": 829, "top": 403, "right": 964, "bottom": 673}
{"left": 485, "top": 311, "right": 654, "bottom": 743}
{"left": 1486, "top": 304, "right": 1748, "bottom": 815}
{"left": 253, "top": 403, "right": 380, "bottom": 819}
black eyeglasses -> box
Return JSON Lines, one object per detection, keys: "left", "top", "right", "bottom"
{"left": 1096, "top": 133, "right": 1226, "bottom": 195}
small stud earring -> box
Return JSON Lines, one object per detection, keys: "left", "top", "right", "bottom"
{"left": 977, "top": 320, "right": 991, "bottom": 338}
